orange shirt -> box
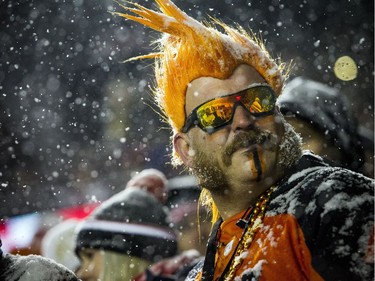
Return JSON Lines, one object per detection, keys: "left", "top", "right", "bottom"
{"left": 196, "top": 210, "right": 324, "bottom": 281}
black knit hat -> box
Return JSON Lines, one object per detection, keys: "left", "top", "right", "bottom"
{"left": 75, "top": 188, "right": 178, "bottom": 262}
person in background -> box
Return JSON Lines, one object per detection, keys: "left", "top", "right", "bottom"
{"left": 127, "top": 175, "right": 209, "bottom": 281}
{"left": 41, "top": 218, "right": 81, "bottom": 272}
{"left": 135, "top": 176, "right": 211, "bottom": 281}
{"left": 277, "top": 76, "right": 374, "bottom": 177}
{"left": 113, "top": 1, "right": 374, "bottom": 280}
{"left": 39, "top": 202, "right": 99, "bottom": 272}
{"left": 126, "top": 168, "right": 169, "bottom": 203}
{"left": 74, "top": 187, "right": 178, "bottom": 281}
{"left": 167, "top": 175, "right": 211, "bottom": 255}
{"left": 0, "top": 237, "right": 79, "bottom": 281}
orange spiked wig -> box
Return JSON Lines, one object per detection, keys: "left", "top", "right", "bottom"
{"left": 113, "top": 0, "right": 287, "bottom": 140}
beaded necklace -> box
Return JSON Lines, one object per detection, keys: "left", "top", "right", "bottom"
{"left": 200, "top": 186, "right": 276, "bottom": 281}
{"left": 222, "top": 186, "right": 275, "bottom": 281}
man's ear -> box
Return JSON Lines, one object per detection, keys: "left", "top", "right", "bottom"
{"left": 173, "top": 132, "right": 195, "bottom": 168}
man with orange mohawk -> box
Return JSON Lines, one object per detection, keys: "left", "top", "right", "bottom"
{"left": 113, "top": 1, "right": 374, "bottom": 280}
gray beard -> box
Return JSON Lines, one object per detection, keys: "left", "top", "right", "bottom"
{"left": 276, "top": 120, "right": 303, "bottom": 172}
{"left": 189, "top": 119, "right": 302, "bottom": 192}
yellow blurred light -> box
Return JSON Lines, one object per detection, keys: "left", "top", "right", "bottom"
{"left": 333, "top": 56, "right": 358, "bottom": 81}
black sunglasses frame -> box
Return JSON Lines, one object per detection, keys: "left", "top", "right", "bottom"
{"left": 182, "top": 85, "right": 276, "bottom": 134}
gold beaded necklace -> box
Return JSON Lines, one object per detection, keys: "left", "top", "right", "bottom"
{"left": 222, "top": 186, "right": 275, "bottom": 281}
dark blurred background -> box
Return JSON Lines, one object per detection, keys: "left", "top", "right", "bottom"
{"left": 0, "top": 0, "right": 373, "bottom": 218}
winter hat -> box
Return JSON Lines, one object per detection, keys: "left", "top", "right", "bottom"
{"left": 75, "top": 188, "right": 178, "bottom": 262}
{"left": 126, "top": 168, "right": 168, "bottom": 203}
{"left": 277, "top": 77, "right": 365, "bottom": 171}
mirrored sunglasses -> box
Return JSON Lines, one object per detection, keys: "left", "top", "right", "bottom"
{"left": 182, "top": 84, "right": 276, "bottom": 134}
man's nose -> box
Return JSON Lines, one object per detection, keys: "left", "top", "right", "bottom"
{"left": 230, "top": 104, "right": 255, "bottom": 132}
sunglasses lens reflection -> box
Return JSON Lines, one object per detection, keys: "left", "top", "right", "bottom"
{"left": 196, "top": 86, "right": 275, "bottom": 130}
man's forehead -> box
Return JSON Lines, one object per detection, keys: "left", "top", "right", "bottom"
{"left": 185, "top": 64, "right": 266, "bottom": 113}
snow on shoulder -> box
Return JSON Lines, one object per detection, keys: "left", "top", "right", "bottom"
{"left": 0, "top": 253, "right": 79, "bottom": 281}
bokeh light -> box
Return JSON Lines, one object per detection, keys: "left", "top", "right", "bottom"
{"left": 334, "top": 56, "right": 358, "bottom": 81}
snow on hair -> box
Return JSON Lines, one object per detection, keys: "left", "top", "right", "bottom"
{"left": 113, "top": 0, "right": 288, "bottom": 164}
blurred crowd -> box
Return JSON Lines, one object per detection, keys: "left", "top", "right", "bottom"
{"left": 0, "top": 169, "right": 211, "bottom": 280}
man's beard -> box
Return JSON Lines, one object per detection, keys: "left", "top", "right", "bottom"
{"left": 190, "top": 128, "right": 276, "bottom": 192}
{"left": 189, "top": 120, "right": 302, "bottom": 192}
{"left": 276, "top": 120, "right": 303, "bottom": 171}
{"left": 190, "top": 147, "right": 229, "bottom": 192}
